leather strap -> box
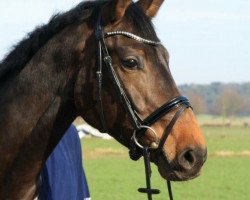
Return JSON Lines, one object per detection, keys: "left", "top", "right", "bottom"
{"left": 156, "top": 105, "right": 189, "bottom": 157}
{"left": 96, "top": 40, "right": 109, "bottom": 132}
{"left": 96, "top": 12, "right": 142, "bottom": 130}
{"left": 142, "top": 96, "right": 190, "bottom": 127}
{"left": 167, "top": 180, "right": 173, "bottom": 200}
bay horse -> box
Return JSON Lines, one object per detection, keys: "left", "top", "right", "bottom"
{"left": 0, "top": 0, "right": 207, "bottom": 199}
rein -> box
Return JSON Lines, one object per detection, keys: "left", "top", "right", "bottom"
{"left": 94, "top": 11, "right": 191, "bottom": 200}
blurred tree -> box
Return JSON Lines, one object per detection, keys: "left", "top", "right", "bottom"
{"left": 242, "top": 97, "right": 250, "bottom": 115}
{"left": 179, "top": 82, "right": 250, "bottom": 116}
{"left": 186, "top": 91, "right": 207, "bottom": 114}
{"left": 215, "top": 88, "right": 244, "bottom": 116}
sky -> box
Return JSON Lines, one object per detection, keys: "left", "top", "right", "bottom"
{"left": 0, "top": 0, "right": 249, "bottom": 84}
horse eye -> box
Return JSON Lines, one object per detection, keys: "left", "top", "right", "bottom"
{"left": 122, "top": 58, "right": 139, "bottom": 69}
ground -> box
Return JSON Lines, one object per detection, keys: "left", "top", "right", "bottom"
{"left": 80, "top": 124, "right": 250, "bottom": 200}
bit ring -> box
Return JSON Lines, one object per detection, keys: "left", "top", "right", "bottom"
{"left": 132, "top": 125, "right": 159, "bottom": 149}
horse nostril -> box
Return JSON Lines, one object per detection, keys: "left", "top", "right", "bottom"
{"left": 178, "top": 147, "right": 207, "bottom": 171}
{"left": 178, "top": 148, "right": 196, "bottom": 170}
{"left": 184, "top": 150, "right": 195, "bottom": 164}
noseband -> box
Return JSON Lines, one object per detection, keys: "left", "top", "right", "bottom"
{"left": 95, "top": 12, "right": 191, "bottom": 200}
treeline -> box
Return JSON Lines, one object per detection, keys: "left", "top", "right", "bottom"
{"left": 179, "top": 82, "right": 250, "bottom": 116}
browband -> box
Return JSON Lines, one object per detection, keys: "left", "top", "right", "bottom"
{"left": 104, "top": 31, "right": 160, "bottom": 46}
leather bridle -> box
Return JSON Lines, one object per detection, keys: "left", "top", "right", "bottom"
{"left": 95, "top": 11, "right": 192, "bottom": 200}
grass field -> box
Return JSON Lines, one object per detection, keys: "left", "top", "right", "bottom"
{"left": 81, "top": 126, "right": 250, "bottom": 200}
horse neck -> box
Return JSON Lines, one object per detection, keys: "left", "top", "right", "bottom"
{"left": 0, "top": 22, "right": 89, "bottom": 199}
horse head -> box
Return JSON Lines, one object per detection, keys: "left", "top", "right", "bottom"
{"left": 75, "top": 0, "right": 207, "bottom": 181}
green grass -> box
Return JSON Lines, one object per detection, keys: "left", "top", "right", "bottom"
{"left": 81, "top": 126, "right": 250, "bottom": 200}
{"left": 197, "top": 114, "right": 250, "bottom": 126}
{"left": 172, "top": 157, "right": 250, "bottom": 200}
{"left": 203, "top": 126, "right": 250, "bottom": 153}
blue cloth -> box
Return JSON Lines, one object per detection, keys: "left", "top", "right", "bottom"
{"left": 39, "top": 125, "right": 90, "bottom": 200}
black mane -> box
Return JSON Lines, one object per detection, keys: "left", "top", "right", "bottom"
{"left": 0, "top": 1, "right": 99, "bottom": 83}
{"left": 126, "top": 4, "right": 159, "bottom": 42}
{"left": 0, "top": 0, "right": 158, "bottom": 83}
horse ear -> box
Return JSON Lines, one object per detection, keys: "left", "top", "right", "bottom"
{"left": 136, "top": 0, "right": 164, "bottom": 18}
{"left": 102, "top": 0, "right": 132, "bottom": 24}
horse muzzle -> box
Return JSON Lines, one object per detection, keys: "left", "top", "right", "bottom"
{"left": 157, "top": 146, "right": 207, "bottom": 181}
